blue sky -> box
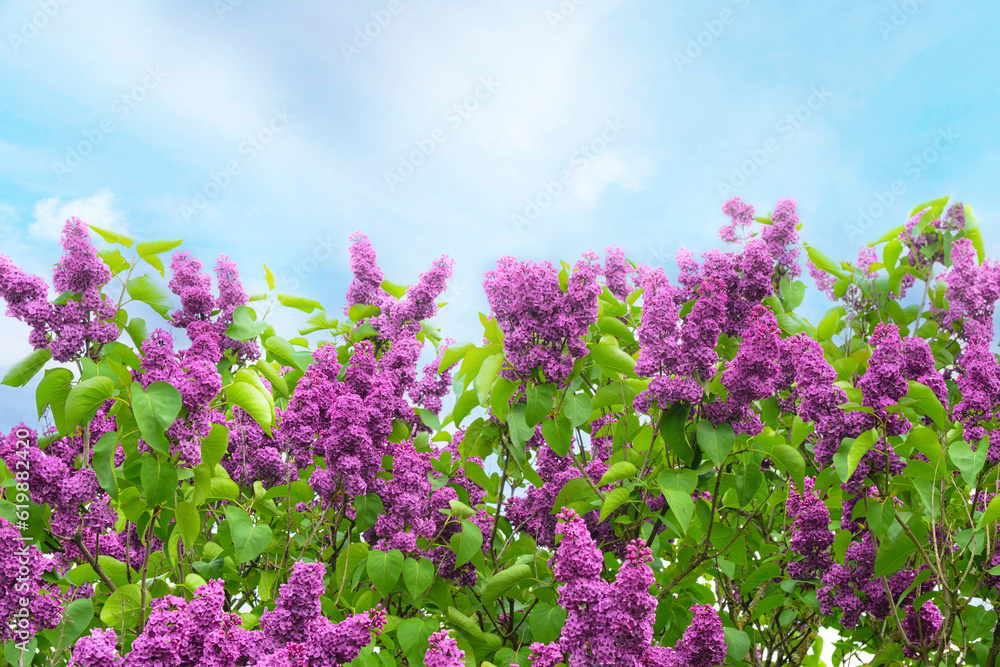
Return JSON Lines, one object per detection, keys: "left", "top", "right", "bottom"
{"left": 1, "top": 0, "right": 999, "bottom": 429}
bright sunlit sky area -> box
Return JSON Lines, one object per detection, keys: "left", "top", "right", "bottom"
{"left": 1, "top": 2, "right": 999, "bottom": 429}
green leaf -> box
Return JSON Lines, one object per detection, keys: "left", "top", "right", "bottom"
{"left": 541, "top": 415, "right": 573, "bottom": 457}
{"left": 439, "top": 341, "right": 474, "bottom": 373}
{"left": 476, "top": 353, "right": 503, "bottom": 403}
{"left": 87, "top": 224, "right": 134, "bottom": 247}
{"left": 882, "top": 238, "right": 903, "bottom": 271}
{"left": 367, "top": 549, "right": 404, "bottom": 597}
{"left": 141, "top": 455, "right": 178, "bottom": 507}
{"left": 804, "top": 244, "right": 846, "bottom": 278}
{"left": 264, "top": 336, "right": 298, "bottom": 369}
{"left": 724, "top": 627, "right": 751, "bottom": 662}
{"left": 599, "top": 486, "right": 630, "bottom": 522}
{"left": 949, "top": 439, "right": 989, "bottom": 487}
{"left": 488, "top": 377, "right": 517, "bottom": 423}
{"left": 590, "top": 342, "right": 637, "bottom": 378}
{"left": 447, "top": 606, "right": 486, "bottom": 640}
{"left": 131, "top": 381, "right": 182, "bottom": 456}
{"left": 354, "top": 493, "right": 384, "bottom": 533}
{"left": 136, "top": 239, "right": 183, "bottom": 275}
{"left": 697, "top": 420, "right": 735, "bottom": 468}
{"left": 451, "top": 389, "right": 480, "bottom": 426}
{"left": 561, "top": 392, "right": 593, "bottom": 428}
{"left": 906, "top": 380, "right": 947, "bottom": 429}
{"left": 874, "top": 533, "right": 917, "bottom": 577}
{"left": 659, "top": 401, "right": 694, "bottom": 467}
{"left": 771, "top": 444, "right": 806, "bottom": 491}
{"left": 126, "top": 274, "right": 173, "bottom": 317}
{"left": 744, "top": 562, "right": 781, "bottom": 590}
{"left": 264, "top": 265, "right": 276, "bottom": 290}
{"left": 52, "top": 598, "right": 95, "bottom": 651}
{"left": 402, "top": 557, "right": 435, "bottom": 601}
{"left": 817, "top": 306, "right": 845, "bottom": 341}
{"left": 525, "top": 385, "right": 554, "bottom": 427}
{"left": 450, "top": 520, "right": 483, "bottom": 567}
{"left": 979, "top": 494, "right": 1000, "bottom": 529}
{"left": 529, "top": 603, "right": 567, "bottom": 644}
{"left": 36, "top": 367, "right": 73, "bottom": 419}
{"left": 225, "top": 382, "right": 274, "bottom": 436}
{"left": 867, "top": 499, "right": 896, "bottom": 540}
{"left": 100, "top": 583, "right": 145, "bottom": 630}
{"left": 598, "top": 462, "right": 637, "bottom": 486}
{"left": 595, "top": 316, "right": 635, "bottom": 345}
{"left": 396, "top": 617, "right": 435, "bottom": 666}
{"left": 847, "top": 429, "right": 878, "bottom": 479}
{"left": 229, "top": 511, "right": 273, "bottom": 563}
{"left": 277, "top": 293, "right": 322, "bottom": 313}
{"left": 92, "top": 431, "right": 119, "bottom": 498}
{"left": 551, "top": 477, "right": 597, "bottom": 515}
{"left": 226, "top": 305, "right": 268, "bottom": 341}
{"left": 175, "top": 500, "right": 201, "bottom": 550}
{"left": 65, "top": 376, "right": 116, "bottom": 431}
{"left": 2, "top": 348, "right": 51, "bottom": 387}
{"left": 661, "top": 487, "right": 694, "bottom": 535}
{"left": 482, "top": 563, "right": 532, "bottom": 605}
{"left": 200, "top": 424, "right": 230, "bottom": 471}
{"left": 254, "top": 360, "right": 289, "bottom": 397}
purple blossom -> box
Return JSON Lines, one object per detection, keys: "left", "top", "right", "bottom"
{"left": 953, "top": 337, "right": 1000, "bottom": 459}
{"left": 941, "top": 237, "right": 1000, "bottom": 340}
{"left": 902, "top": 602, "right": 943, "bottom": 659}
{"left": 0, "top": 517, "right": 64, "bottom": 643}
{"left": 425, "top": 630, "right": 466, "bottom": 667}
{"left": 763, "top": 198, "right": 802, "bottom": 279}
{"left": 484, "top": 252, "right": 601, "bottom": 386}
{"left": 69, "top": 629, "right": 123, "bottom": 667}
{"left": 785, "top": 477, "right": 834, "bottom": 580}
{"left": 674, "top": 605, "right": 727, "bottom": 667}
{"left": 720, "top": 197, "right": 755, "bottom": 245}
{"left": 604, "top": 245, "right": 634, "bottom": 301}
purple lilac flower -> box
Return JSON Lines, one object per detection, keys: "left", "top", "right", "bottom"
{"left": 762, "top": 198, "right": 802, "bottom": 279}
{"left": 941, "top": 237, "right": 1000, "bottom": 340}
{"left": 483, "top": 252, "right": 602, "bottom": 386}
{"left": 69, "top": 629, "right": 123, "bottom": 667}
{"left": 855, "top": 323, "right": 910, "bottom": 437}
{"left": 425, "top": 630, "right": 466, "bottom": 667}
{"left": 715, "top": 304, "right": 783, "bottom": 435}
{"left": 902, "top": 602, "right": 943, "bottom": 659}
{"left": 604, "top": 245, "right": 634, "bottom": 301}
{"left": 785, "top": 335, "right": 848, "bottom": 466}
{"left": 673, "top": 248, "right": 702, "bottom": 304}
{"left": 720, "top": 197, "right": 755, "bottom": 245}
{"left": 806, "top": 260, "right": 837, "bottom": 301}
{"left": 344, "top": 232, "right": 384, "bottom": 313}
{"left": 953, "top": 337, "right": 1000, "bottom": 461}
{"left": 0, "top": 517, "right": 64, "bottom": 643}
{"left": 408, "top": 340, "right": 455, "bottom": 416}
{"left": 674, "top": 605, "right": 727, "bottom": 667}
{"left": 785, "top": 477, "right": 834, "bottom": 580}
{"left": 0, "top": 218, "right": 119, "bottom": 362}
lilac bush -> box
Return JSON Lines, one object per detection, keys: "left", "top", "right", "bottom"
{"left": 0, "top": 194, "right": 997, "bottom": 665}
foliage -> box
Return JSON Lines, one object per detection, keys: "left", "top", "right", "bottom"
{"left": 0, "top": 196, "right": 998, "bottom": 666}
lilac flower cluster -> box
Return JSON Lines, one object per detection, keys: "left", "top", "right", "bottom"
{"left": 0, "top": 218, "right": 119, "bottom": 362}
{"left": 140, "top": 325, "right": 224, "bottom": 465}
{"left": 483, "top": 252, "right": 602, "bottom": 386}
{"left": 167, "top": 251, "right": 260, "bottom": 364}
{"left": 953, "top": 337, "right": 1000, "bottom": 461}
{"left": 69, "top": 565, "right": 383, "bottom": 667}
{"left": 529, "top": 510, "right": 727, "bottom": 667}
{"left": 941, "top": 237, "right": 1000, "bottom": 341}
{"left": 633, "top": 265, "right": 726, "bottom": 413}
{"left": 711, "top": 304, "right": 783, "bottom": 435}
{"left": 604, "top": 245, "right": 636, "bottom": 301}
{"left": 902, "top": 601, "right": 943, "bottom": 659}
{"left": 784, "top": 335, "right": 848, "bottom": 466}
{"left": 0, "top": 517, "right": 64, "bottom": 642}
{"left": 281, "top": 340, "right": 409, "bottom": 501}
{"left": 817, "top": 532, "right": 931, "bottom": 630}
{"left": 424, "top": 630, "right": 466, "bottom": 667}
{"left": 762, "top": 198, "right": 802, "bottom": 279}
{"left": 785, "top": 477, "right": 834, "bottom": 580}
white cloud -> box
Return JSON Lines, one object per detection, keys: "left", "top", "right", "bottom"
{"left": 29, "top": 189, "right": 128, "bottom": 242}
